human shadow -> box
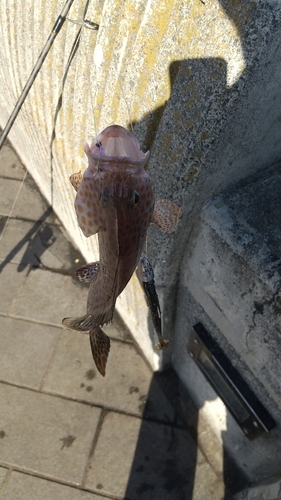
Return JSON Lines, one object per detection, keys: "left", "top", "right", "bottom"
{"left": 124, "top": 1, "right": 279, "bottom": 498}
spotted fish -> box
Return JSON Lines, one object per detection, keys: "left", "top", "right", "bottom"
{"left": 63, "top": 125, "right": 181, "bottom": 376}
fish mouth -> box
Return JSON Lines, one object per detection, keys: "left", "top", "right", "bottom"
{"left": 84, "top": 125, "right": 150, "bottom": 170}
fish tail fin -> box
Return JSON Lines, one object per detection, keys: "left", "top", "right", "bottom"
{"left": 62, "top": 314, "right": 95, "bottom": 331}
{"left": 89, "top": 327, "right": 111, "bottom": 376}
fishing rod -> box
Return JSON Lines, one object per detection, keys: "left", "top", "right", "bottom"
{"left": 0, "top": 0, "right": 75, "bottom": 150}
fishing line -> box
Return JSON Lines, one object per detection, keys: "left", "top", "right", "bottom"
{"left": 0, "top": 168, "right": 27, "bottom": 243}
{"left": 84, "top": 5, "right": 109, "bottom": 142}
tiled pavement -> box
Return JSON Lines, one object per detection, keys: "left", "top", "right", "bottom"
{"left": 0, "top": 140, "right": 227, "bottom": 499}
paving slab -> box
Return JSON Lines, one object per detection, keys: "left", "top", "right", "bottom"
{"left": 85, "top": 411, "right": 219, "bottom": 500}
{"left": 0, "top": 316, "right": 60, "bottom": 389}
{"left": 0, "top": 179, "right": 23, "bottom": 217}
{"left": 0, "top": 262, "right": 28, "bottom": 313}
{"left": 0, "top": 175, "right": 59, "bottom": 225}
{"left": 9, "top": 267, "right": 88, "bottom": 327}
{"left": 0, "top": 468, "right": 8, "bottom": 490}
{"left": 192, "top": 462, "right": 225, "bottom": 500}
{"left": 0, "top": 144, "right": 26, "bottom": 180}
{"left": 0, "top": 471, "right": 110, "bottom": 500}
{"left": 43, "top": 331, "right": 174, "bottom": 421}
{"left": 0, "top": 383, "right": 101, "bottom": 484}
{"left": 0, "top": 216, "right": 8, "bottom": 236}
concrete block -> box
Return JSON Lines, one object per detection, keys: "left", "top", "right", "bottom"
{"left": 43, "top": 330, "right": 174, "bottom": 422}
{"left": 0, "top": 383, "right": 101, "bottom": 484}
{"left": 0, "top": 471, "right": 108, "bottom": 500}
{"left": 172, "top": 166, "right": 281, "bottom": 482}
{"left": 233, "top": 478, "right": 281, "bottom": 500}
{"left": 9, "top": 268, "right": 88, "bottom": 327}
{"left": 0, "top": 467, "right": 8, "bottom": 490}
{"left": 183, "top": 166, "right": 281, "bottom": 409}
{"left": 85, "top": 411, "right": 220, "bottom": 499}
{"left": 0, "top": 316, "right": 60, "bottom": 389}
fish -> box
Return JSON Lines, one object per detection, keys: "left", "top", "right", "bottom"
{"left": 139, "top": 256, "right": 169, "bottom": 350}
{"left": 63, "top": 125, "right": 181, "bottom": 376}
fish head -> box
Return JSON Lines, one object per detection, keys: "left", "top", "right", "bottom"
{"left": 75, "top": 125, "right": 154, "bottom": 238}
{"left": 84, "top": 124, "right": 154, "bottom": 219}
{"left": 84, "top": 125, "right": 150, "bottom": 172}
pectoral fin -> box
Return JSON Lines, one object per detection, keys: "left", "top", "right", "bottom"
{"left": 76, "top": 262, "right": 100, "bottom": 282}
{"left": 152, "top": 199, "right": 181, "bottom": 234}
{"left": 70, "top": 171, "right": 83, "bottom": 191}
{"left": 89, "top": 327, "right": 111, "bottom": 376}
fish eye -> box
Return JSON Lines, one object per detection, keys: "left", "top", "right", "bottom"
{"left": 134, "top": 191, "right": 140, "bottom": 204}
{"left": 95, "top": 141, "right": 102, "bottom": 148}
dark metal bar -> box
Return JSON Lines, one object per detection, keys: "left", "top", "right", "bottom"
{"left": 187, "top": 323, "right": 276, "bottom": 439}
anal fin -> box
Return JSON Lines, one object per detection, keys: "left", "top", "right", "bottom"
{"left": 76, "top": 261, "right": 100, "bottom": 282}
{"left": 89, "top": 327, "right": 111, "bottom": 376}
{"left": 152, "top": 199, "right": 181, "bottom": 234}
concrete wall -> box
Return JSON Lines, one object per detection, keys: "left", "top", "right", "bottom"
{"left": 1, "top": 0, "right": 281, "bottom": 487}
